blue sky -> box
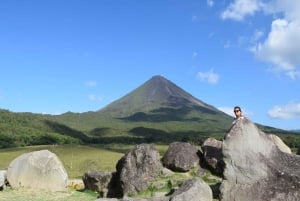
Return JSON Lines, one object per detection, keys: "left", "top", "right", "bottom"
{"left": 1, "top": 0, "right": 300, "bottom": 130}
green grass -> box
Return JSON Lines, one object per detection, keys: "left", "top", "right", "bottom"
{"left": 0, "top": 188, "right": 98, "bottom": 201}
{"left": 0, "top": 144, "right": 220, "bottom": 200}
{"left": 0, "top": 144, "right": 170, "bottom": 178}
{"left": 0, "top": 144, "right": 125, "bottom": 178}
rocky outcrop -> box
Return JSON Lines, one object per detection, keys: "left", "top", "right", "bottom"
{"left": 268, "top": 134, "right": 291, "bottom": 154}
{"left": 116, "top": 144, "right": 163, "bottom": 196}
{"left": 95, "top": 178, "right": 212, "bottom": 201}
{"left": 162, "top": 142, "right": 199, "bottom": 172}
{"left": 297, "top": 147, "right": 300, "bottom": 155}
{"left": 201, "top": 138, "right": 224, "bottom": 175}
{"left": 220, "top": 118, "right": 300, "bottom": 201}
{"left": 7, "top": 149, "right": 68, "bottom": 191}
{"left": 169, "top": 178, "right": 212, "bottom": 201}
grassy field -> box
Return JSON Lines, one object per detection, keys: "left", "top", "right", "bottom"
{"left": 0, "top": 144, "right": 169, "bottom": 178}
{"left": 0, "top": 144, "right": 123, "bottom": 178}
{"left": 0, "top": 144, "right": 218, "bottom": 201}
{"left": 0, "top": 188, "right": 99, "bottom": 201}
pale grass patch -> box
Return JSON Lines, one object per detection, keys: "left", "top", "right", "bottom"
{"left": 0, "top": 187, "right": 98, "bottom": 201}
{"left": 0, "top": 144, "right": 124, "bottom": 178}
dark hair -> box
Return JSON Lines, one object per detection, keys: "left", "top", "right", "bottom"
{"left": 234, "top": 106, "right": 242, "bottom": 112}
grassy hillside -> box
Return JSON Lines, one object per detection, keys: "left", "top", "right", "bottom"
{"left": 0, "top": 109, "right": 86, "bottom": 148}
{"left": 1, "top": 76, "right": 299, "bottom": 149}
{"left": 1, "top": 108, "right": 300, "bottom": 150}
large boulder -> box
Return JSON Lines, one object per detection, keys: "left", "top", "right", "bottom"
{"left": 297, "top": 147, "right": 300, "bottom": 155}
{"left": 83, "top": 170, "right": 117, "bottom": 197}
{"left": 0, "top": 170, "right": 7, "bottom": 190}
{"left": 116, "top": 144, "right": 163, "bottom": 196}
{"left": 220, "top": 118, "right": 300, "bottom": 201}
{"left": 268, "top": 134, "right": 291, "bottom": 154}
{"left": 201, "top": 138, "right": 224, "bottom": 175}
{"left": 162, "top": 142, "right": 199, "bottom": 172}
{"left": 169, "top": 178, "right": 212, "bottom": 201}
{"left": 7, "top": 149, "right": 68, "bottom": 191}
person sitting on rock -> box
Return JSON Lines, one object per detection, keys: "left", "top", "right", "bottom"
{"left": 232, "top": 106, "right": 244, "bottom": 124}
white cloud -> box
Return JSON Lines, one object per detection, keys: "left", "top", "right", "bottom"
{"left": 207, "top": 0, "right": 214, "bottom": 7}
{"left": 221, "top": 0, "right": 300, "bottom": 79}
{"left": 221, "top": 0, "right": 263, "bottom": 21}
{"left": 253, "top": 18, "right": 300, "bottom": 79}
{"left": 268, "top": 101, "right": 300, "bottom": 119}
{"left": 196, "top": 69, "right": 219, "bottom": 84}
{"left": 85, "top": 81, "right": 97, "bottom": 87}
{"left": 88, "top": 94, "right": 103, "bottom": 102}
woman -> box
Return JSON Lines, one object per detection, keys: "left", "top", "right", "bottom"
{"left": 233, "top": 106, "right": 244, "bottom": 124}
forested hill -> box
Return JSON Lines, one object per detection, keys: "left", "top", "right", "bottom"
{"left": 1, "top": 76, "right": 300, "bottom": 149}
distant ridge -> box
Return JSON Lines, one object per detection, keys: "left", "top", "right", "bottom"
{"left": 1, "top": 75, "right": 299, "bottom": 149}
{"left": 99, "top": 75, "right": 225, "bottom": 118}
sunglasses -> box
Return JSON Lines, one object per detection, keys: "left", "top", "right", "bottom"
{"left": 234, "top": 110, "right": 240, "bottom": 113}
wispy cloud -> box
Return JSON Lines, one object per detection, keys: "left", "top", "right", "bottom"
{"left": 192, "top": 51, "right": 198, "bottom": 58}
{"left": 196, "top": 69, "right": 219, "bottom": 84}
{"left": 88, "top": 94, "right": 103, "bottom": 102}
{"left": 207, "top": 0, "right": 214, "bottom": 7}
{"left": 221, "top": 0, "right": 263, "bottom": 21}
{"left": 85, "top": 81, "right": 97, "bottom": 87}
{"left": 192, "top": 15, "right": 198, "bottom": 21}
{"left": 252, "top": 29, "right": 264, "bottom": 42}
{"left": 268, "top": 101, "right": 300, "bottom": 119}
{"left": 223, "top": 40, "right": 232, "bottom": 48}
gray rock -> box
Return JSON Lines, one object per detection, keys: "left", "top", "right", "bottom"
{"left": 162, "top": 142, "right": 199, "bottom": 172}
{"left": 83, "top": 170, "right": 116, "bottom": 197}
{"left": 116, "top": 144, "right": 163, "bottom": 196}
{"left": 0, "top": 170, "right": 7, "bottom": 190}
{"left": 220, "top": 118, "right": 300, "bottom": 201}
{"left": 201, "top": 138, "right": 224, "bottom": 174}
{"left": 101, "top": 178, "right": 212, "bottom": 201}
{"left": 170, "top": 178, "right": 212, "bottom": 201}
{"left": 121, "top": 197, "right": 169, "bottom": 201}
{"left": 268, "top": 134, "right": 291, "bottom": 154}
{"left": 7, "top": 149, "right": 68, "bottom": 191}
{"left": 161, "top": 167, "right": 175, "bottom": 178}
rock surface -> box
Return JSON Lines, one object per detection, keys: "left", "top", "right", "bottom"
{"left": 7, "top": 149, "right": 68, "bottom": 191}
{"left": 95, "top": 178, "right": 212, "bottom": 201}
{"left": 201, "top": 138, "right": 224, "bottom": 174}
{"left": 170, "top": 178, "right": 212, "bottom": 201}
{"left": 116, "top": 144, "right": 163, "bottom": 196}
{"left": 162, "top": 142, "right": 199, "bottom": 172}
{"left": 220, "top": 118, "right": 300, "bottom": 201}
{"left": 0, "top": 170, "right": 7, "bottom": 190}
{"left": 82, "top": 170, "right": 116, "bottom": 197}
{"left": 268, "top": 134, "right": 291, "bottom": 154}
